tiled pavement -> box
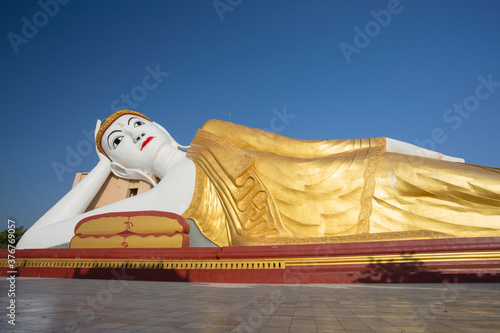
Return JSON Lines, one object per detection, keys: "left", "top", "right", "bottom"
{"left": 1, "top": 277, "right": 500, "bottom": 332}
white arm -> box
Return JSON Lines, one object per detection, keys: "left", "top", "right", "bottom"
{"left": 16, "top": 160, "right": 110, "bottom": 249}
{"left": 17, "top": 119, "right": 113, "bottom": 249}
{"left": 30, "top": 160, "right": 111, "bottom": 231}
{"left": 27, "top": 118, "right": 111, "bottom": 231}
{"left": 16, "top": 159, "right": 196, "bottom": 249}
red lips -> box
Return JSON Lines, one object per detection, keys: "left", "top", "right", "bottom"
{"left": 140, "top": 136, "right": 155, "bottom": 151}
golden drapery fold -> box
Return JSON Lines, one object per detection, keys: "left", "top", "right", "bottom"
{"left": 182, "top": 120, "right": 500, "bottom": 246}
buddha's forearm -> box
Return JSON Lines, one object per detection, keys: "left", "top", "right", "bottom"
{"left": 31, "top": 161, "right": 111, "bottom": 230}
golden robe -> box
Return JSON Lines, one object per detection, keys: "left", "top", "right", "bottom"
{"left": 183, "top": 120, "right": 500, "bottom": 246}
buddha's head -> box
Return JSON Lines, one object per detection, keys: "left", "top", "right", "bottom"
{"left": 95, "top": 110, "right": 188, "bottom": 184}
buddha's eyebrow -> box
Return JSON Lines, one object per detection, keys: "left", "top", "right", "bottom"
{"left": 107, "top": 130, "right": 122, "bottom": 149}
{"left": 128, "top": 117, "right": 141, "bottom": 125}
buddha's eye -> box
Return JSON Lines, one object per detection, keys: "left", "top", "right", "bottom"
{"left": 134, "top": 120, "right": 145, "bottom": 127}
{"left": 113, "top": 136, "right": 123, "bottom": 149}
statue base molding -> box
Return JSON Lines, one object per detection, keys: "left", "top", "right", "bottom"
{"left": 2, "top": 237, "right": 500, "bottom": 283}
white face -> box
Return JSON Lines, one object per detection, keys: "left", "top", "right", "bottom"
{"left": 101, "top": 115, "right": 175, "bottom": 175}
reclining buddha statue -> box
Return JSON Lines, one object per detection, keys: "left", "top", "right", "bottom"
{"left": 17, "top": 110, "right": 500, "bottom": 249}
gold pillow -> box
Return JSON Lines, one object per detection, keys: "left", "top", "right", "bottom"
{"left": 70, "top": 211, "right": 190, "bottom": 249}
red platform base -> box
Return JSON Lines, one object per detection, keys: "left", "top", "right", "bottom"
{"left": 1, "top": 237, "right": 499, "bottom": 283}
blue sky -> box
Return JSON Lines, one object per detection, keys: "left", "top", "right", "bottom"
{"left": 2, "top": 0, "right": 500, "bottom": 230}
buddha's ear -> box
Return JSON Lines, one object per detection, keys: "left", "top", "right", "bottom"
{"left": 93, "top": 119, "right": 110, "bottom": 162}
{"left": 94, "top": 119, "right": 102, "bottom": 139}
{"left": 110, "top": 162, "right": 157, "bottom": 188}
{"left": 153, "top": 121, "right": 191, "bottom": 150}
